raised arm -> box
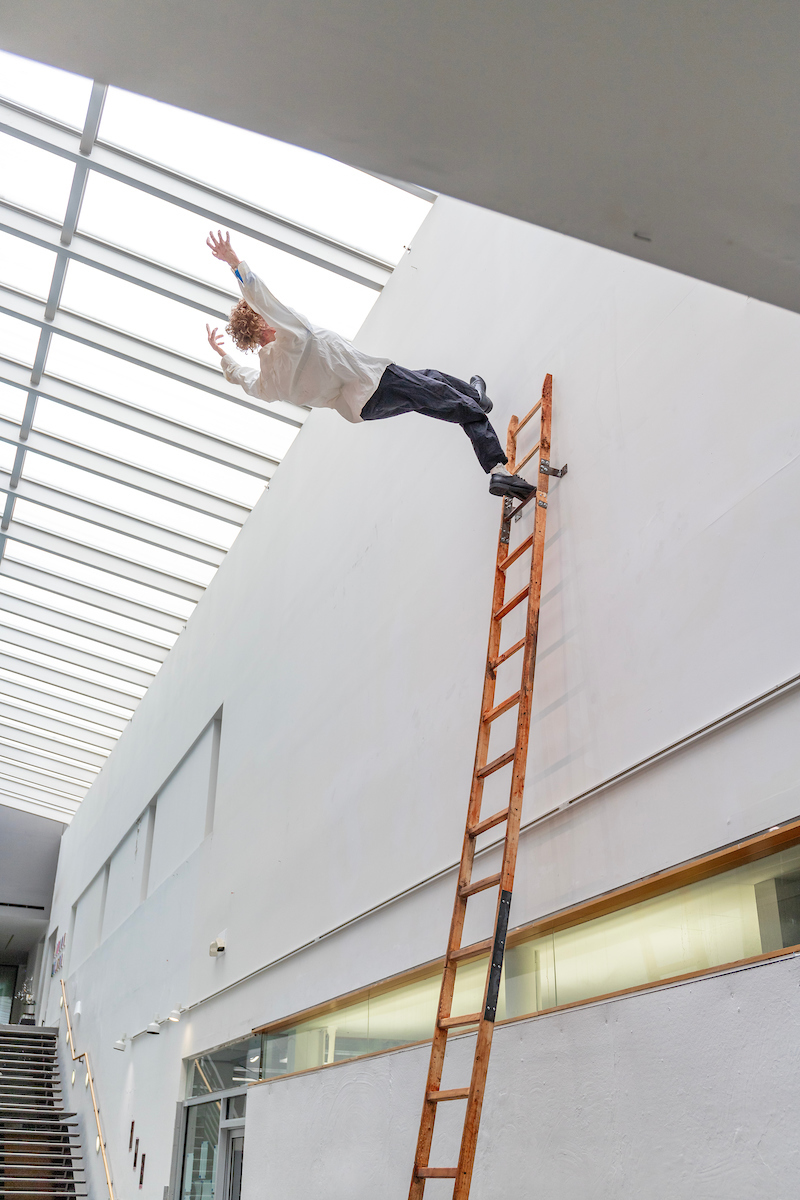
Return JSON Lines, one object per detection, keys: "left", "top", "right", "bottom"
{"left": 207, "top": 229, "right": 310, "bottom": 340}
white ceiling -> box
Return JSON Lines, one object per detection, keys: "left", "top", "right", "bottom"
{"left": 2, "top": 0, "right": 800, "bottom": 312}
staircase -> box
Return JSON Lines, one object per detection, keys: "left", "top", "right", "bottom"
{"left": 0, "top": 1023, "right": 86, "bottom": 1197}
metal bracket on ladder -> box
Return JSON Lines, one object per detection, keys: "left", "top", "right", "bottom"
{"left": 408, "top": 373, "right": 565, "bottom": 1200}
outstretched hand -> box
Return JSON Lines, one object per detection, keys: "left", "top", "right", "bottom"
{"left": 207, "top": 229, "right": 240, "bottom": 268}
{"left": 206, "top": 324, "right": 226, "bottom": 357}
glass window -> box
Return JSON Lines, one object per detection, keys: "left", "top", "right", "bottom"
{"left": 13, "top": 498, "right": 216, "bottom": 588}
{"left": 0, "top": 132, "right": 75, "bottom": 222}
{"left": 34, "top": 397, "right": 263, "bottom": 509}
{"left": 0, "top": 309, "right": 42, "bottom": 368}
{"left": 3, "top": 539, "right": 194, "bottom": 620}
{"left": 257, "top": 841, "right": 800, "bottom": 1080}
{"left": 182, "top": 1099, "right": 220, "bottom": 1200}
{"left": 77, "top": 173, "right": 380, "bottom": 339}
{"left": 187, "top": 1036, "right": 262, "bottom": 1098}
{"left": 22, "top": 452, "right": 238, "bottom": 549}
{"left": 44, "top": 336, "right": 299, "bottom": 462}
{"left": 0, "top": 231, "right": 57, "bottom": 300}
{"left": 99, "top": 88, "right": 431, "bottom": 264}
{"left": 225, "top": 1095, "right": 246, "bottom": 1121}
{"left": 0, "top": 964, "right": 17, "bottom": 1024}
{"left": 0, "top": 381, "right": 26, "bottom": 423}
{"left": 0, "top": 50, "right": 93, "bottom": 128}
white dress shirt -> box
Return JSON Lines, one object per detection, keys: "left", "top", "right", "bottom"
{"left": 219, "top": 261, "right": 391, "bottom": 423}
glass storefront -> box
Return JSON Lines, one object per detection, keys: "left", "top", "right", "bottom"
{"left": 181, "top": 1099, "right": 221, "bottom": 1200}
{"left": 187, "top": 1035, "right": 262, "bottom": 1098}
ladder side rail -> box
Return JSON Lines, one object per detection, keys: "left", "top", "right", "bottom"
{"left": 454, "top": 375, "right": 553, "bottom": 1199}
{"left": 409, "top": 498, "right": 513, "bottom": 1197}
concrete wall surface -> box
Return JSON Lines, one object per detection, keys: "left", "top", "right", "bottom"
{"left": 40, "top": 195, "right": 800, "bottom": 1197}
{"left": 243, "top": 954, "right": 800, "bottom": 1200}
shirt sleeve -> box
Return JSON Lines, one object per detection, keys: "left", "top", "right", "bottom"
{"left": 232, "top": 260, "right": 310, "bottom": 341}
{"left": 220, "top": 353, "right": 271, "bottom": 401}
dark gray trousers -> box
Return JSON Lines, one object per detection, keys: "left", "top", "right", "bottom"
{"left": 360, "top": 364, "right": 508, "bottom": 473}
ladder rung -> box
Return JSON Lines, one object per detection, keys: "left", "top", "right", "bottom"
{"left": 449, "top": 937, "right": 493, "bottom": 963}
{"left": 439, "top": 1012, "right": 482, "bottom": 1030}
{"left": 460, "top": 871, "right": 501, "bottom": 897}
{"left": 515, "top": 397, "right": 542, "bottom": 434}
{"left": 468, "top": 807, "right": 509, "bottom": 837}
{"left": 490, "top": 637, "right": 526, "bottom": 671}
{"left": 476, "top": 750, "right": 514, "bottom": 780}
{"left": 508, "top": 488, "right": 538, "bottom": 520}
{"left": 515, "top": 440, "right": 541, "bottom": 475}
{"left": 415, "top": 1167, "right": 458, "bottom": 1179}
{"left": 482, "top": 691, "right": 520, "bottom": 723}
{"left": 499, "top": 534, "right": 533, "bottom": 572}
{"left": 427, "top": 1088, "right": 469, "bottom": 1102}
{"left": 493, "top": 584, "right": 529, "bottom": 621}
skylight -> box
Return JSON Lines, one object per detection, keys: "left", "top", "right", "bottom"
{"left": 0, "top": 48, "right": 433, "bottom": 823}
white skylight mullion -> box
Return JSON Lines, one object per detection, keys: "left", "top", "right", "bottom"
{"left": 0, "top": 100, "right": 389, "bottom": 288}
{"left": 0, "top": 418, "right": 253, "bottom": 525}
{"left": 0, "top": 199, "right": 236, "bottom": 318}
{"left": 0, "top": 779, "right": 81, "bottom": 811}
{"left": 0, "top": 624, "right": 156, "bottom": 689}
{"left": 0, "top": 645, "right": 146, "bottom": 704}
{"left": 0, "top": 588, "right": 172, "bottom": 660}
{"left": 0, "top": 679, "right": 127, "bottom": 736}
{"left": 0, "top": 364, "right": 280, "bottom": 479}
{"left": 0, "top": 473, "right": 227, "bottom": 567}
{"left": 0, "top": 751, "right": 96, "bottom": 790}
{"left": 0, "top": 773, "right": 83, "bottom": 806}
{"left": 0, "top": 279, "right": 303, "bottom": 427}
{"left": 0, "top": 702, "right": 116, "bottom": 754}
{"left": 4, "top": 524, "right": 207, "bottom": 603}
{"left": 1, "top": 560, "right": 188, "bottom": 633}
{"left": 0, "top": 755, "right": 88, "bottom": 797}
{"left": 0, "top": 727, "right": 105, "bottom": 772}
{"left": 0, "top": 658, "right": 139, "bottom": 715}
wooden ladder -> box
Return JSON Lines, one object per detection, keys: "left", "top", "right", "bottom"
{"left": 408, "top": 373, "right": 565, "bottom": 1199}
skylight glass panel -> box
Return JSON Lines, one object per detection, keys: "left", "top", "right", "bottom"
{"left": 4, "top": 540, "right": 194, "bottom": 620}
{"left": 0, "top": 575, "right": 178, "bottom": 649}
{"left": 0, "top": 310, "right": 41, "bottom": 368}
{"left": 0, "top": 382, "right": 25, "bottom": 423}
{"left": 0, "top": 441, "right": 17, "bottom": 474}
{"left": 100, "top": 88, "right": 432, "bottom": 264}
{"left": 0, "top": 50, "right": 93, "bottom": 128}
{"left": 0, "top": 231, "right": 58, "bottom": 299}
{"left": 60, "top": 260, "right": 221, "bottom": 364}
{"left": 0, "top": 664, "right": 134, "bottom": 720}
{"left": 0, "top": 133, "right": 75, "bottom": 221}
{"left": 13, "top": 499, "right": 216, "bottom": 588}
{"left": 0, "top": 639, "right": 146, "bottom": 701}
{"left": 35, "top": 397, "right": 265, "bottom": 508}
{"left": 45, "top": 336, "right": 300, "bottom": 459}
{"left": 78, "top": 173, "right": 380, "bottom": 339}
{"left": 0, "top": 706, "right": 113, "bottom": 755}
{"left": 0, "top": 606, "right": 161, "bottom": 674}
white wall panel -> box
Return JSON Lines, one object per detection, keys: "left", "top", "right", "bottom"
{"left": 147, "top": 723, "right": 215, "bottom": 895}
{"left": 102, "top": 814, "right": 150, "bottom": 941}
{"left": 69, "top": 866, "right": 107, "bottom": 974}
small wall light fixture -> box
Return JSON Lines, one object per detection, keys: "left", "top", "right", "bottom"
{"left": 113, "top": 1036, "right": 127, "bottom": 1052}
{"left": 146, "top": 1021, "right": 160, "bottom": 1035}
{"left": 168, "top": 1009, "right": 181, "bottom": 1023}
{"left": 209, "top": 938, "right": 226, "bottom": 957}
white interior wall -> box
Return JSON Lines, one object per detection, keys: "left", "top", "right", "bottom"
{"left": 43, "top": 195, "right": 800, "bottom": 1198}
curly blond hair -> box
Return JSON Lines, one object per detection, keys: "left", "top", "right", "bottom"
{"left": 226, "top": 300, "right": 264, "bottom": 351}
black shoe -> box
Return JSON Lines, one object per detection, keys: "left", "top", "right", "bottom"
{"left": 470, "top": 375, "right": 493, "bottom": 413}
{"left": 489, "top": 472, "right": 536, "bottom": 501}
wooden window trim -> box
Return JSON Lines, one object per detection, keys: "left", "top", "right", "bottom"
{"left": 252, "top": 815, "right": 800, "bottom": 1038}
